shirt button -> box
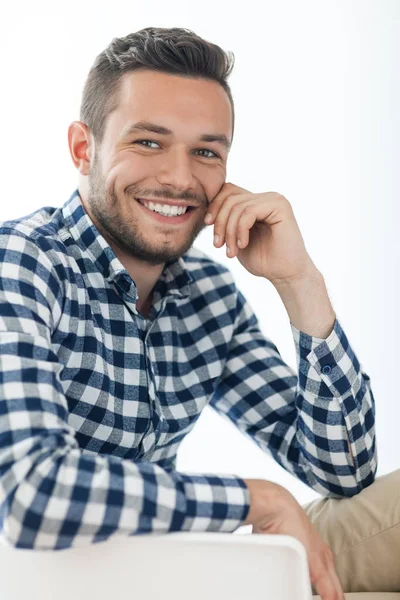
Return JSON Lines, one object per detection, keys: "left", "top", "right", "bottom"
{"left": 322, "top": 365, "right": 332, "bottom": 375}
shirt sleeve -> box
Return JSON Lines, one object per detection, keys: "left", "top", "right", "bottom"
{"left": 209, "top": 288, "right": 377, "bottom": 498}
{"left": 0, "top": 231, "right": 249, "bottom": 550}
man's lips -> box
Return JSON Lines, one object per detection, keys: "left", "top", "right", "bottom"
{"left": 135, "top": 197, "right": 199, "bottom": 209}
{"left": 135, "top": 197, "right": 199, "bottom": 223}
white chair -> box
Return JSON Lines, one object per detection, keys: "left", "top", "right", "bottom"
{"left": 0, "top": 532, "right": 313, "bottom": 600}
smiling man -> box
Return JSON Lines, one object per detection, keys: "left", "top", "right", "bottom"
{"left": 76, "top": 67, "right": 232, "bottom": 317}
{"left": 0, "top": 27, "right": 399, "bottom": 599}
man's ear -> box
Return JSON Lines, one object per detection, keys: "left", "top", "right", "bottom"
{"left": 68, "top": 121, "right": 93, "bottom": 176}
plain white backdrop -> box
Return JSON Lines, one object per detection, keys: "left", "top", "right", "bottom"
{"left": 0, "top": 0, "right": 399, "bottom": 506}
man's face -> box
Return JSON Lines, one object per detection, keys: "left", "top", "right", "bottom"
{"left": 86, "top": 69, "right": 232, "bottom": 266}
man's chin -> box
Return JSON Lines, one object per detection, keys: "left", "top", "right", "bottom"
{"left": 132, "top": 244, "right": 192, "bottom": 266}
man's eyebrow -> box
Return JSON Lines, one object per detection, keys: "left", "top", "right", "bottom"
{"left": 123, "top": 121, "right": 172, "bottom": 137}
{"left": 199, "top": 133, "right": 231, "bottom": 151}
{"left": 122, "top": 121, "right": 231, "bottom": 151}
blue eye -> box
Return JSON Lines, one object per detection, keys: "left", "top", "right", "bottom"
{"left": 132, "top": 140, "right": 219, "bottom": 158}
{"left": 196, "top": 149, "right": 219, "bottom": 158}
{"left": 134, "top": 140, "right": 160, "bottom": 148}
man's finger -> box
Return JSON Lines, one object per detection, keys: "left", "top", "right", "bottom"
{"left": 327, "top": 559, "right": 345, "bottom": 599}
{"left": 208, "top": 182, "right": 249, "bottom": 218}
{"left": 314, "top": 571, "right": 341, "bottom": 600}
{"left": 311, "top": 554, "right": 343, "bottom": 600}
{"left": 211, "top": 193, "right": 249, "bottom": 246}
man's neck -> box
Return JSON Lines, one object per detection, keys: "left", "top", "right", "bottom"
{"left": 111, "top": 245, "right": 164, "bottom": 316}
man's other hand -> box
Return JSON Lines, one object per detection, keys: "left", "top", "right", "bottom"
{"left": 243, "top": 479, "right": 345, "bottom": 600}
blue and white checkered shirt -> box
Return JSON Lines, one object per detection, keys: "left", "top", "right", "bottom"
{"left": 0, "top": 189, "right": 377, "bottom": 550}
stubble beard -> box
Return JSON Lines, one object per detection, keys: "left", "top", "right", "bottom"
{"left": 86, "top": 153, "right": 207, "bottom": 267}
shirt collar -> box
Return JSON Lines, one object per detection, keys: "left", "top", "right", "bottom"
{"left": 62, "top": 189, "right": 194, "bottom": 300}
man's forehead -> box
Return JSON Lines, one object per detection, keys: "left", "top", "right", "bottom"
{"left": 112, "top": 71, "right": 233, "bottom": 142}
{"left": 117, "top": 71, "right": 231, "bottom": 117}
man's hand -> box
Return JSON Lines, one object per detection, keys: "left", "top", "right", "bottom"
{"left": 204, "top": 183, "right": 316, "bottom": 284}
{"left": 243, "top": 479, "right": 344, "bottom": 600}
{"left": 205, "top": 182, "right": 337, "bottom": 337}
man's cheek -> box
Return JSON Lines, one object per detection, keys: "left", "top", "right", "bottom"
{"left": 209, "top": 180, "right": 226, "bottom": 204}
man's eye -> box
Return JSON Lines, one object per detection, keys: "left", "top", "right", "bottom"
{"left": 196, "top": 149, "right": 219, "bottom": 158}
{"left": 134, "top": 140, "right": 160, "bottom": 149}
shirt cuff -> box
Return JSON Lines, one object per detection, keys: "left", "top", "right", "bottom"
{"left": 176, "top": 473, "right": 250, "bottom": 533}
{"left": 290, "top": 316, "right": 360, "bottom": 397}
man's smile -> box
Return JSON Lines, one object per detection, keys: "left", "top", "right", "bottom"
{"left": 135, "top": 196, "right": 199, "bottom": 224}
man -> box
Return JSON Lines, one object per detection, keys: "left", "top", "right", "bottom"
{"left": 0, "top": 26, "right": 398, "bottom": 599}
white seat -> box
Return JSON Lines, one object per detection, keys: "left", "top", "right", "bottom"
{"left": 0, "top": 532, "right": 312, "bottom": 599}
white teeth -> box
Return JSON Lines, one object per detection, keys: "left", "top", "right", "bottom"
{"left": 141, "top": 200, "right": 188, "bottom": 216}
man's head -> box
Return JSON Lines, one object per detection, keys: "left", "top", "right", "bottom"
{"left": 69, "top": 27, "right": 235, "bottom": 266}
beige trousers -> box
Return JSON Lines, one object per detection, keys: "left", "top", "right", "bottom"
{"left": 303, "top": 469, "right": 400, "bottom": 594}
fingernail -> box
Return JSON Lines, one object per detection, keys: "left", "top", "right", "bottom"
{"left": 214, "top": 234, "right": 220, "bottom": 245}
{"left": 205, "top": 213, "right": 213, "bottom": 224}
{"left": 237, "top": 239, "right": 242, "bottom": 247}
{"left": 226, "top": 246, "right": 230, "bottom": 256}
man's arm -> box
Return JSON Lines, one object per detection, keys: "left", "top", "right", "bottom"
{"left": 206, "top": 185, "right": 376, "bottom": 489}
{"left": 209, "top": 281, "right": 377, "bottom": 497}
{"left": 272, "top": 265, "right": 354, "bottom": 459}
{"left": 271, "top": 265, "right": 335, "bottom": 339}
{"left": 0, "top": 231, "right": 249, "bottom": 549}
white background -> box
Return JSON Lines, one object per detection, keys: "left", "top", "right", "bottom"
{"left": 0, "top": 0, "right": 399, "bottom": 506}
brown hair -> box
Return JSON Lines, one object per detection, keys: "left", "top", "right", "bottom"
{"left": 80, "top": 27, "right": 235, "bottom": 145}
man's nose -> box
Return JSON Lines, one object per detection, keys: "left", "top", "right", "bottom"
{"left": 156, "top": 148, "right": 197, "bottom": 191}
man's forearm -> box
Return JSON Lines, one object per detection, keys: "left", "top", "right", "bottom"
{"left": 271, "top": 266, "right": 336, "bottom": 338}
{"left": 271, "top": 266, "right": 355, "bottom": 459}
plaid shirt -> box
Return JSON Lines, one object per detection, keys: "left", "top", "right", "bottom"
{"left": 0, "top": 190, "right": 376, "bottom": 550}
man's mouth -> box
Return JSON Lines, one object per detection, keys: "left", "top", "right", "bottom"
{"left": 135, "top": 197, "right": 197, "bottom": 217}
{"left": 135, "top": 197, "right": 198, "bottom": 222}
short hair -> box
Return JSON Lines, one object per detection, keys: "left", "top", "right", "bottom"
{"left": 80, "top": 27, "right": 235, "bottom": 145}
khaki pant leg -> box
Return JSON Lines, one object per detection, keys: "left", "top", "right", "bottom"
{"left": 304, "top": 469, "right": 400, "bottom": 593}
